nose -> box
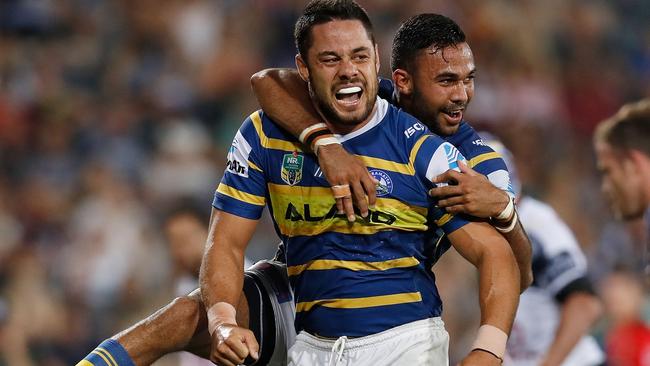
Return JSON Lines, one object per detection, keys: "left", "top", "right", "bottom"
{"left": 450, "top": 81, "right": 469, "bottom": 104}
{"left": 338, "top": 58, "right": 358, "bottom": 80}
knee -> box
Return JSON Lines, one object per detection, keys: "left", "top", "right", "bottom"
{"left": 168, "top": 292, "right": 204, "bottom": 324}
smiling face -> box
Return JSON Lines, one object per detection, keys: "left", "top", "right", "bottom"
{"left": 394, "top": 42, "right": 475, "bottom": 136}
{"left": 296, "top": 19, "right": 379, "bottom": 131}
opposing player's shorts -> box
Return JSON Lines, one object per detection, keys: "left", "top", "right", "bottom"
{"left": 287, "top": 317, "right": 449, "bottom": 366}
{"left": 243, "top": 260, "right": 296, "bottom": 365}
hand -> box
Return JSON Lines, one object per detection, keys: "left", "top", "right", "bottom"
{"left": 457, "top": 349, "right": 503, "bottom": 366}
{"left": 429, "top": 160, "right": 509, "bottom": 219}
{"left": 317, "top": 144, "right": 377, "bottom": 222}
{"left": 209, "top": 323, "right": 259, "bottom": 366}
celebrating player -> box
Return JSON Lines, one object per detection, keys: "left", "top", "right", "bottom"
{"left": 202, "top": 1, "right": 518, "bottom": 365}
{"left": 77, "top": 4, "right": 525, "bottom": 366}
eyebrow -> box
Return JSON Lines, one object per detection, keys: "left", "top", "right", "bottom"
{"left": 316, "top": 46, "right": 371, "bottom": 58}
{"left": 435, "top": 68, "right": 477, "bottom": 79}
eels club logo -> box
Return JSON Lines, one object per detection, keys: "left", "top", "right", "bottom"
{"left": 369, "top": 169, "right": 393, "bottom": 197}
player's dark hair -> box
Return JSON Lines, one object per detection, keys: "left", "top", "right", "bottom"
{"left": 596, "top": 100, "right": 650, "bottom": 156}
{"left": 391, "top": 13, "right": 466, "bottom": 72}
{"left": 294, "top": 0, "right": 374, "bottom": 61}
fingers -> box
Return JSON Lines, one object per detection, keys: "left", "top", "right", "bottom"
{"left": 429, "top": 185, "right": 463, "bottom": 199}
{"left": 213, "top": 342, "right": 242, "bottom": 366}
{"left": 242, "top": 330, "right": 260, "bottom": 360}
{"left": 335, "top": 198, "right": 344, "bottom": 214}
{"left": 436, "top": 196, "right": 465, "bottom": 209}
{"left": 364, "top": 171, "right": 378, "bottom": 209}
{"left": 433, "top": 169, "right": 463, "bottom": 184}
{"left": 212, "top": 328, "right": 258, "bottom": 366}
{"left": 342, "top": 196, "right": 355, "bottom": 222}
{"left": 350, "top": 180, "right": 368, "bottom": 219}
{"left": 457, "top": 160, "right": 478, "bottom": 176}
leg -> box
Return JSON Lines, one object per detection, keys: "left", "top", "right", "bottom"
{"left": 78, "top": 289, "right": 249, "bottom": 366}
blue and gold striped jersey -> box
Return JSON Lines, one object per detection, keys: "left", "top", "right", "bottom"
{"left": 379, "top": 78, "right": 514, "bottom": 264}
{"left": 213, "top": 98, "right": 470, "bottom": 337}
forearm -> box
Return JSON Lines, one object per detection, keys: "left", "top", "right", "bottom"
{"left": 250, "top": 68, "right": 322, "bottom": 139}
{"left": 500, "top": 220, "right": 533, "bottom": 291}
{"left": 475, "top": 242, "right": 520, "bottom": 333}
{"left": 199, "top": 210, "right": 256, "bottom": 328}
{"left": 450, "top": 223, "right": 520, "bottom": 333}
{"left": 542, "top": 293, "right": 603, "bottom": 365}
{"left": 199, "top": 238, "right": 245, "bottom": 314}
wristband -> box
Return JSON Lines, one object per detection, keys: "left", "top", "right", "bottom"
{"left": 206, "top": 302, "right": 237, "bottom": 335}
{"left": 494, "top": 211, "right": 518, "bottom": 234}
{"left": 313, "top": 136, "right": 341, "bottom": 155}
{"left": 298, "top": 123, "right": 329, "bottom": 144}
{"left": 472, "top": 348, "right": 504, "bottom": 363}
{"left": 495, "top": 197, "right": 515, "bottom": 221}
{"left": 299, "top": 123, "right": 338, "bottom": 153}
{"left": 471, "top": 324, "right": 508, "bottom": 360}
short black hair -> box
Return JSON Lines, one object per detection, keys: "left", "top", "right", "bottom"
{"left": 294, "top": 0, "right": 374, "bottom": 61}
{"left": 391, "top": 13, "right": 466, "bottom": 71}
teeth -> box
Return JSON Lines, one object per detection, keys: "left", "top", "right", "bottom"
{"left": 337, "top": 86, "right": 361, "bottom": 94}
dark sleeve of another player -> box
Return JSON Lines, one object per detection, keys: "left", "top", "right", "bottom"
{"left": 378, "top": 77, "right": 396, "bottom": 103}
{"left": 554, "top": 276, "right": 597, "bottom": 303}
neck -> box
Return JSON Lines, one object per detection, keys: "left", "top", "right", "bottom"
{"left": 320, "top": 99, "right": 379, "bottom": 136}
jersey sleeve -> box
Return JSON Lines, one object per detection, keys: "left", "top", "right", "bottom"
{"left": 213, "top": 112, "right": 267, "bottom": 220}
{"left": 412, "top": 136, "right": 470, "bottom": 234}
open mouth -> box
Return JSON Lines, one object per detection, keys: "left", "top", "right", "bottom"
{"left": 441, "top": 108, "right": 464, "bottom": 122}
{"left": 335, "top": 86, "right": 363, "bottom": 105}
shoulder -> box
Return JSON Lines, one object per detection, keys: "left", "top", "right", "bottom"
{"left": 446, "top": 122, "right": 497, "bottom": 160}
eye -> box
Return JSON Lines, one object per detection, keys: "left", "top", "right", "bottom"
{"left": 353, "top": 54, "right": 369, "bottom": 62}
{"left": 321, "top": 57, "right": 339, "bottom": 65}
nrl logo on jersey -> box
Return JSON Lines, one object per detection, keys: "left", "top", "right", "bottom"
{"left": 281, "top": 151, "right": 304, "bottom": 186}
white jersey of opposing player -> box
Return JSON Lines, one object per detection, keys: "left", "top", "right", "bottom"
{"left": 505, "top": 197, "right": 604, "bottom": 366}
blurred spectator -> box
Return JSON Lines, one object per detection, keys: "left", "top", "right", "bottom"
{"left": 600, "top": 271, "right": 650, "bottom": 366}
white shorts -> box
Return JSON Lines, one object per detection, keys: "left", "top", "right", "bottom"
{"left": 287, "top": 317, "right": 449, "bottom": 366}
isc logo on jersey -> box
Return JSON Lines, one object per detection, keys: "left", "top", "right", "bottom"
{"left": 404, "top": 121, "right": 425, "bottom": 138}
{"left": 226, "top": 131, "right": 251, "bottom": 178}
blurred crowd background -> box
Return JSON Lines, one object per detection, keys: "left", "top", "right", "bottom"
{"left": 0, "top": 0, "right": 649, "bottom": 365}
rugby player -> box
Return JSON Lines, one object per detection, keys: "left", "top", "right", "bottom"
{"left": 77, "top": 5, "right": 524, "bottom": 366}
{"left": 202, "top": 1, "right": 518, "bottom": 364}
{"left": 594, "top": 99, "right": 650, "bottom": 244}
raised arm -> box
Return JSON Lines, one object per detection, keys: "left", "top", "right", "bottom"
{"left": 448, "top": 221, "right": 520, "bottom": 365}
{"left": 250, "top": 68, "right": 377, "bottom": 221}
{"left": 199, "top": 208, "right": 259, "bottom": 365}
{"left": 430, "top": 161, "right": 533, "bottom": 291}
{"left": 541, "top": 288, "right": 602, "bottom": 366}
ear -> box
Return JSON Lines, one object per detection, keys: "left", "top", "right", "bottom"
{"left": 295, "top": 54, "right": 310, "bottom": 82}
{"left": 392, "top": 68, "right": 412, "bottom": 95}
{"left": 629, "top": 149, "right": 650, "bottom": 177}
